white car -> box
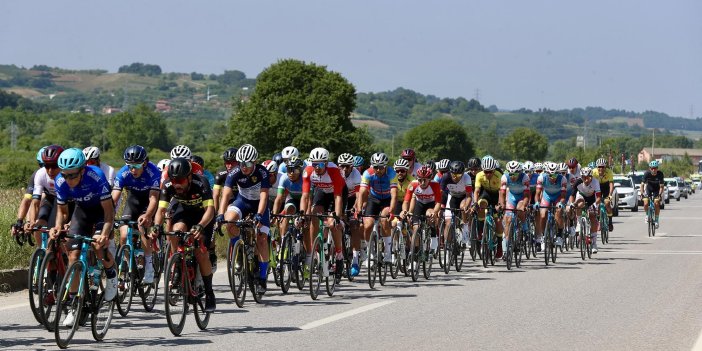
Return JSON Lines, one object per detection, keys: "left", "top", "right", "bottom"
{"left": 613, "top": 175, "right": 638, "bottom": 212}
{"left": 665, "top": 178, "right": 682, "bottom": 201}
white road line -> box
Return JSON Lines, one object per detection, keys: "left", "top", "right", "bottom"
{"left": 0, "top": 302, "right": 28, "bottom": 311}
{"left": 692, "top": 326, "right": 702, "bottom": 351}
{"left": 300, "top": 300, "right": 395, "bottom": 330}
{"left": 607, "top": 250, "right": 702, "bottom": 255}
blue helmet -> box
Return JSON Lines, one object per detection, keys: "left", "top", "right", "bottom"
{"left": 272, "top": 153, "right": 283, "bottom": 165}
{"left": 36, "top": 146, "right": 47, "bottom": 166}
{"left": 649, "top": 160, "right": 659, "bottom": 168}
{"left": 123, "top": 145, "right": 147, "bottom": 164}
{"left": 353, "top": 155, "right": 364, "bottom": 168}
{"left": 57, "top": 148, "right": 86, "bottom": 170}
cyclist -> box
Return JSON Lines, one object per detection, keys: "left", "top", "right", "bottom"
{"left": 567, "top": 158, "right": 581, "bottom": 179}
{"left": 262, "top": 160, "right": 279, "bottom": 207}
{"left": 570, "top": 167, "right": 601, "bottom": 253}
{"left": 338, "top": 153, "right": 363, "bottom": 262}
{"left": 592, "top": 158, "right": 614, "bottom": 232}
{"left": 392, "top": 158, "right": 414, "bottom": 229}
{"left": 278, "top": 146, "right": 300, "bottom": 175}
{"left": 83, "top": 146, "right": 116, "bottom": 186}
{"left": 50, "top": 148, "right": 117, "bottom": 326}
{"left": 111, "top": 145, "right": 161, "bottom": 284}
{"left": 466, "top": 157, "right": 482, "bottom": 185}
{"left": 640, "top": 160, "right": 664, "bottom": 229}
{"left": 400, "top": 148, "right": 422, "bottom": 177}
{"left": 560, "top": 162, "right": 577, "bottom": 238}
{"left": 28, "top": 145, "right": 68, "bottom": 234}
{"left": 472, "top": 157, "right": 505, "bottom": 258}
{"left": 434, "top": 159, "right": 450, "bottom": 182}
{"left": 424, "top": 159, "right": 437, "bottom": 179}
{"left": 213, "top": 147, "right": 238, "bottom": 212}
{"left": 12, "top": 146, "right": 46, "bottom": 241}
{"left": 356, "top": 152, "right": 397, "bottom": 272}
{"left": 161, "top": 145, "right": 204, "bottom": 186}
{"left": 300, "top": 147, "right": 346, "bottom": 280}
{"left": 499, "top": 160, "right": 530, "bottom": 257}
{"left": 529, "top": 162, "right": 544, "bottom": 205}
{"left": 534, "top": 162, "right": 567, "bottom": 250}
{"left": 216, "top": 144, "right": 271, "bottom": 293}
{"left": 273, "top": 156, "right": 304, "bottom": 236}
{"left": 439, "top": 161, "right": 472, "bottom": 246}
{"left": 192, "top": 155, "right": 215, "bottom": 190}
{"left": 401, "top": 165, "right": 442, "bottom": 253}
{"left": 153, "top": 157, "right": 216, "bottom": 311}
{"left": 353, "top": 155, "right": 365, "bottom": 174}
{"left": 156, "top": 159, "right": 170, "bottom": 172}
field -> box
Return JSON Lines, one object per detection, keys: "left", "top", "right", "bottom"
{"left": 0, "top": 189, "right": 34, "bottom": 270}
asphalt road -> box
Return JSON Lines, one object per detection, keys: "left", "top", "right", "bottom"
{"left": 2, "top": 194, "right": 702, "bottom": 351}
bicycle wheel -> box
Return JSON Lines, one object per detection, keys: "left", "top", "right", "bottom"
{"left": 390, "top": 227, "right": 401, "bottom": 280}
{"left": 54, "top": 261, "right": 84, "bottom": 349}
{"left": 469, "top": 218, "right": 479, "bottom": 261}
{"left": 249, "top": 257, "right": 264, "bottom": 304}
{"left": 38, "top": 251, "right": 60, "bottom": 331}
{"left": 408, "top": 231, "right": 420, "bottom": 282}
{"left": 455, "top": 223, "right": 465, "bottom": 272}
{"left": 543, "top": 226, "right": 551, "bottom": 266}
{"left": 91, "top": 271, "right": 114, "bottom": 341}
{"left": 367, "top": 231, "right": 379, "bottom": 289}
{"left": 28, "top": 248, "right": 45, "bottom": 324}
{"left": 325, "top": 239, "right": 337, "bottom": 296}
{"left": 115, "top": 245, "right": 133, "bottom": 317}
{"left": 600, "top": 216, "right": 608, "bottom": 245}
{"left": 164, "top": 253, "right": 188, "bottom": 336}
{"left": 343, "top": 229, "right": 355, "bottom": 282}
{"left": 481, "top": 223, "right": 489, "bottom": 268}
{"left": 230, "top": 240, "right": 247, "bottom": 307}
{"left": 551, "top": 230, "right": 557, "bottom": 264}
{"left": 422, "top": 229, "right": 434, "bottom": 280}
{"left": 585, "top": 223, "right": 592, "bottom": 259}
{"left": 378, "top": 237, "right": 388, "bottom": 286}
{"left": 193, "top": 284, "right": 210, "bottom": 330}
{"left": 309, "top": 237, "right": 322, "bottom": 300}
{"left": 141, "top": 252, "right": 160, "bottom": 312}
{"left": 269, "top": 228, "right": 281, "bottom": 287}
{"left": 515, "top": 221, "right": 523, "bottom": 268}
{"left": 650, "top": 217, "right": 656, "bottom": 237}
{"left": 579, "top": 218, "right": 586, "bottom": 260}
{"left": 443, "top": 225, "right": 453, "bottom": 274}
{"left": 279, "top": 234, "right": 293, "bottom": 294}
{"left": 294, "top": 251, "right": 306, "bottom": 291}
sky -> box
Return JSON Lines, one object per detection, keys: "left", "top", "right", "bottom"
{"left": 1, "top": 0, "right": 701, "bottom": 118}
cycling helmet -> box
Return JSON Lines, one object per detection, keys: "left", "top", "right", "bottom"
{"left": 416, "top": 166, "right": 433, "bottom": 179}
{"left": 170, "top": 145, "right": 192, "bottom": 160}
{"left": 424, "top": 160, "right": 436, "bottom": 172}
{"left": 272, "top": 153, "right": 283, "bottom": 165}
{"left": 581, "top": 167, "right": 593, "bottom": 177}
{"left": 481, "top": 155, "right": 494, "bottom": 163}
{"left": 596, "top": 158, "right": 607, "bottom": 167}
{"left": 588, "top": 161, "right": 596, "bottom": 168}
{"left": 262, "top": 160, "right": 278, "bottom": 173}
{"left": 222, "top": 147, "right": 238, "bottom": 162}
{"left": 438, "top": 159, "right": 450, "bottom": 172}
{"left": 82, "top": 146, "right": 100, "bottom": 160}
{"left": 370, "top": 152, "right": 389, "bottom": 167}
{"left": 57, "top": 148, "right": 85, "bottom": 170}
{"left": 36, "top": 146, "right": 47, "bottom": 165}
{"left": 157, "top": 159, "right": 170, "bottom": 172}
{"left": 353, "top": 155, "right": 364, "bottom": 167}
{"left": 42, "top": 145, "right": 64, "bottom": 164}
{"left": 236, "top": 144, "right": 258, "bottom": 162}
{"left": 649, "top": 160, "right": 659, "bottom": 168}
{"left": 482, "top": 158, "right": 497, "bottom": 171}
{"left": 449, "top": 160, "right": 465, "bottom": 174}
{"left": 467, "top": 157, "right": 481, "bottom": 170}
{"left": 545, "top": 162, "right": 559, "bottom": 174}
{"left": 286, "top": 156, "right": 303, "bottom": 169}
{"left": 523, "top": 161, "right": 534, "bottom": 172}
{"left": 401, "top": 148, "right": 416, "bottom": 160}
{"left": 309, "top": 147, "right": 329, "bottom": 162}
{"left": 191, "top": 155, "right": 205, "bottom": 167}
{"left": 168, "top": 157, "right": 192, "bottom": 179}
{"left": 281, "top": 146, "right": 299, "bottom": 159}
{"left": 394, "top": 158, "right": 410, "bottom": 170}
{"left": 534, "top": 162, "right": 544, "bottom": 171}
{"left": 567, "top": 158, "right": 578, "bottom": 167}
{"left": 123, "top": 145, "right": 147, "bottom": 164}
{"left": 558, "top": 162, "right": 568, "bottom": 173}
{"left": 337, "top": 153, "right": 354, "bottom": 166}
{"left": 506, "top": 160, "right": 522, "bottom": 173}
{"left": 494, "top": 160, "right": 501, "bottom": 170}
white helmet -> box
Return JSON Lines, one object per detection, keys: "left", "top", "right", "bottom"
{"left": 596, "top": 158, "right": 607, "bottom": 167}
{"left": 83, "top": 146, "right": 100, "bottom": 160}
{"left": 534, "top": 162, "right": 544, "bottom": 171}
{"left": 170, "top": 145, "right": 192, "bottom": 160}
{"left": 394, "top": 158, "right": 410, "bottom": 170}
{"left": 262, "top": 160, "right": 278, "bottom": 173}
{"left": 281, "top": 146, "right": 299, "bottom": 160}
{"left": 523, "top": 161, "right": 534, "bottom": 172}
{"left": 337, "top": 153, "right": 354, "bottom": 166}
{"left": 482, "top": 158, "right": 497, "bottom": 171}
{"left": 157, "top": 159, "right": 170, "bottom": 172}
{"left": 558, "top": 162, "right": 568, "bottom": 173}
{"left": 236, "top": 144, "right": 258, "bottom": 162}
{"left": 581, "top": 167, "right": 593, "bottom": 177}
{"left": 309, "top": 147, "right": 329, "bottom": 162}
{"left": 438, "top": 159, "right": 450, "bottom": 171}
{"left": 370, "top": 152, "right": 389, "bottom": 167}
{"left": 545, "top": 162, "right": 559, "bottom": 174}
{"left": 506, "top": 160, "right": 522, "bottom": 173}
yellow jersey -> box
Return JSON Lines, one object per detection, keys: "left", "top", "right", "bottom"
{"left": 593, "top": 167, "right": 613, "bottom": 184}
{"left": 475, "top": 170, "right": 503, "bottom": 193}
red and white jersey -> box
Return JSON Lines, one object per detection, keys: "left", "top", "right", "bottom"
{"left": 404, "top": 180, "right": 442, "bottom": 204}
{"left": 410, "top": 162, "right": 422, "bottom": 178}
{"left": 343, "top": 167, "right": 362, "bottom": 198}
{"left": 302, "top": 162, "right": 345, "bottom": 196}
{"left": 32, "top": 167, "right": 57, "bottom": 198}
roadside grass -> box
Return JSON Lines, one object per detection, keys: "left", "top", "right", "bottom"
{"left": 0, "top": 189, "right": 34, "bottom": 270}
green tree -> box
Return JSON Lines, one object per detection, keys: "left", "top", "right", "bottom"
{"left": 230, "top": 59, "right": 362, "bottom": 156}
{"left": 401, "top": 119, "right": 474, "bottom": 162}
{"left": 106, "top": 103, "right": 171, "bottom": 152}
{"left": 502, "top": 127, "right": 548, "bottom": 160}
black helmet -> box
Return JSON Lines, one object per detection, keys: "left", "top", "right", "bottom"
{"left": 191, "top": 155, "right": 205, "bottom": 167}
{"left": 168, "top": 157, "right": 192, "bottom": 179}
{"left": 222, "top": 147, "right": 238, "bottom": 162}
{"left": 449, "top": 160, "right": 465, "bottom": 174}
{"left": 286, "top": 156, "right": 303, "bottom": 169}
{"left": 424, "top": 160, "right": 436, "bottom": 172}
{"left": 272, "top": 153, "right": 283, "bottom": 165}
{"left": 467, "top": 157, "right": 481, "bottom": 169}
{"left": 123, "top": 145, "right": 147, "bottom": 164}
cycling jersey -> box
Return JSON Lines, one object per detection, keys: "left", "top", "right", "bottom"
{"left": 568, "top": 164, "right": 582, "bottom": 179}
{"left": 97, "top": 163, "right": 116, "bottom": 187}
{"left": 574, "top": 178, "right": 601, "bottom": 198}
{"left": 537, "top": 173, "right": 566, "bottom": 200}
{"left": 203, "top": 170, "right": 215, "bottom": 190}
{"left": 404, "top": 180, "right": 442, "bottom": 204}
{"left": 529, "top": 173, "right": 540, "bottom": 191}
{"left": 342, "top": 167, "right": 362, "bottom": 198}
{"left": 500, "top": 172, "right": 530, "bottom": 200}
{"left": 55, "top": 166, "right": 112, "bottom": 207}
{"left": 360, "top": 167, "right": 398, "bottom": 200}
{"left": 113, "top": 162, "right": 161, "bottom": 196}
{"left": 410, "top": 162, "right": 422, "bottom": 178}
{"left": 440, "top": 172, "right": 473, "bottom": 199}
{"left": 642, "top": 170, "right": 665, "bottom": 195}
{"left": 474, "top": 171, "right": 503, "bottom": 194}
{"left": 32, "top": 167, "right": 58, "bottom": 199}
{"left": 593, "top": 168, "right": 613, "bottom": 185}
{"left": 224, "top": 165, "right": 270, "bottom": 201}
{"left": 302, "top": 162, "right": 345, "bottom": 197}
{"left": 277, "top": 172, "right": 303, "bottom": 201}
{"left": 563, "top": 173, "right": 576, "bottom": 198}
{"left": 268, "top": 173, "right": 280, "bottom": 200}
{"left": 213, "top": 167, "right": 229, "bottom": 190}
{"left": 25, "top": 169, "right": 39, "bottom": 199}
{"left": 433, "top": 171, "right": 444, "bottom": 183}
{"left": 396, "top": 175, "right": 414, "bottom": 198}
{"left": 159, "top": 174, "right": 214, "bottom": 210}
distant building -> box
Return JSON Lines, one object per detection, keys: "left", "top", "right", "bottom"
{"left": 155, "top": 100, "right": 171, "bottom": 112}
{"left": 638, "top": 147, "right": 702, "bottom": 164}
{"left": 102, "top": 107, "right": 122, "bottom": 115}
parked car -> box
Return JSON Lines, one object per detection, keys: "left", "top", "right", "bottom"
{"left": 683, "top": 180, "right": 692, "bottom": 196}
{"left": 665, "top": 178, "right": 682, "bottom": 201}
{"left": 613, "top": 175, "right": 638, "bottom": 212}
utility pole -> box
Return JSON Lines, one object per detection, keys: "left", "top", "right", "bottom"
{"left": 10, "top": 121, "right": 17, "bottom": 151}
{"left": 474, "top": 89, "right": 480, "bottom": 102}
{"left": 651, "top": 129, "right": 655, "bottom": 163}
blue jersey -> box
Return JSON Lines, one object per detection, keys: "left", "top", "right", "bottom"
{"left": 225, "top": 164, "right": 270, "bottom": 201}
{"left": 113, "top": 162, "right": 161, "bottom": 196}
{"left": 278, "top": 172, "right": 303, "bottom": 200}
{"left": 360, "top": 167, "right": 398, "bottom": 200}
{"left": 563, "top": 173, "right": 575, "bottom": 197}
{"left": 529, "top": 173, "right": 539, "bottom": 190}
{"left": 203, "top": 170, "right": 216, "bottom": 190}
{"left": 56, "top": 165, "right": 112, "bottom": 207}
{"left": 537, "top": 173, "right": 566, "bottom": 200}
